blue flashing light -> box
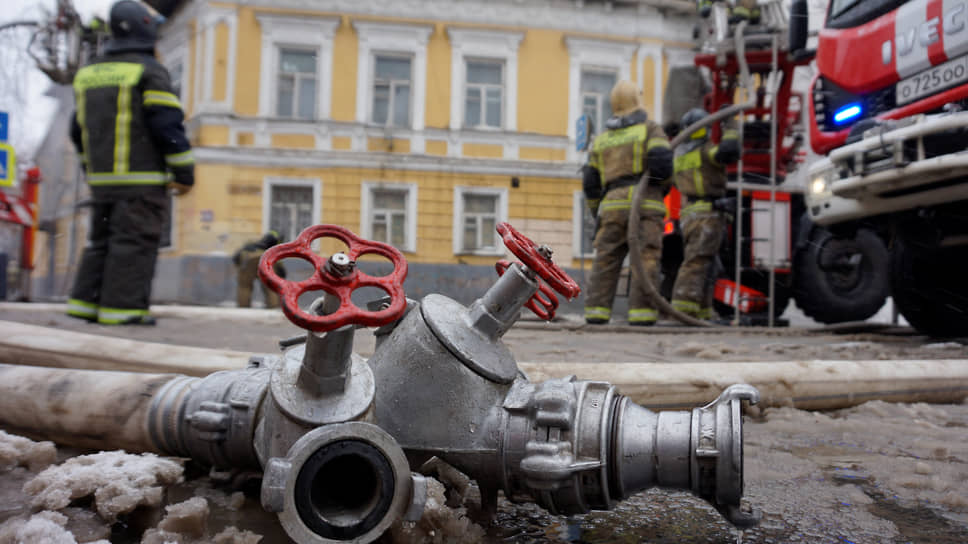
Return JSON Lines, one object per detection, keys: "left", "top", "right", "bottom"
{"left": 833, "top": 103, "right": 862, "bottom": 124}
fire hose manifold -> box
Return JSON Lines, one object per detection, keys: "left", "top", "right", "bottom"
{"left": 10, "top": 223, "right": 762, "bottom": 543}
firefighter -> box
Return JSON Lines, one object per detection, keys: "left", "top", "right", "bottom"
{"left": 582, "top": 81, "right": 673, "bottom": 326}
{"left": 65, "top": 0, "right": 193, "bottom": 326}
{"left": 669, "top": 108, "right": 741, "bottom": 321}
{"left": 234, "top": 231, "right": 287, "bottom": 308}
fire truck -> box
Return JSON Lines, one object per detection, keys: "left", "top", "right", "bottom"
{"left": 663, "top": 0, "right": 895, "bottom": 325}
{"left": 801, "top": 0, "right": 968, "bottom": 336}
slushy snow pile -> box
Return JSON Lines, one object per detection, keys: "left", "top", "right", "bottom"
{"left": 140, "top": 497, "right": 262, "bottom": 544}
{"left": 0, "top": 430, "right": 57, "bottom": 472}
{"left": 23, "top": 451, "right": 184, "bottom": 522}
{"left": 0, "top": 510, "right": 109, "bottom": 544}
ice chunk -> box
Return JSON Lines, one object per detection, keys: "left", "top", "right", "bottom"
{"left": 0, "top": 510, "right": 110, "bottom": 544}
{"left": 0, "top": 430, "right": 57, "bottom": 472}
{"left": 23, "top": 451, "right": 183, "bottom": 522}
{"left": 211, "top": 526, "right": 263, "bottom": 544}
{"left": 388, "top": 478, "right": 485, "bottom": 544}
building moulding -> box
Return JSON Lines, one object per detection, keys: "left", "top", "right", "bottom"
{"left": 196, "top": 4, "right": 239, "bottom": 114}
{"left": 232, "top": 0, "right": 694, "bottom": 43}
{"left": 186, "top": 113, "right": 573, "bottom": 165}
{"left": 192, "top": 146, "right": 580, "bottom": 179}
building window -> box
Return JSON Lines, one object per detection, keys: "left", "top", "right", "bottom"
{"left": 361, "top": 182, "right": 418, "bottom": 252}
{"left": 276, "top": 49, "right": 317, "bottom": 119}
{"left": 372, "top": 55, "right": 412, "bottom": 127}
{"left": 565, "top": 37, "right": 637, "bottom": 145}
{"left": 464, "top": 59, "right": 504, "bottom": 129}
{"left": 447, "top": 28, "right": 523, "bottom": 132}
{"left": 263, "top": 178, "right": 321, "bottom": 243}
{"left": 256, "top": 14, "right": 338, "bottom": 119}
{"left": 453, "top": 187, "right": 508, "bottom": 255}
{"left": 573, "top": 191, "right": 596, "bottom": 259}
{"left": 580, "top": 69, "right": 617, "bottom": 136}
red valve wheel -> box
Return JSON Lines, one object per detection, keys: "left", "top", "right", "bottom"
{"left": 258, "top": 224, "right": 408, "bottom": 332}
{"left": 495, "top": 260, "right": 559, "bottom": 321}
{"left": 496, "top": 222, "right": 580, "bottom": 299}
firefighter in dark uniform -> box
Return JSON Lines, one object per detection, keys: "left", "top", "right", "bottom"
{"left": 65, "top": 0, "right": 193, "bottom": 325}
{"left": 670, "top": 108, "right": 741, "bottom": 320}
{"left": 582, "top": 81, "right": 673, "bottom": 326}
{"left": 233, "top": 231, "right": 287, "bottom": 308}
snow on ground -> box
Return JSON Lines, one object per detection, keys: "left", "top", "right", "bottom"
{"left": 24, "top": 451, "right": 184, "bottom": 521}
{"left": 0, "top": 430, "right": 57, "bottom": 472}
{"left": 0, "top": 510, "right": 109, "bottom": 544}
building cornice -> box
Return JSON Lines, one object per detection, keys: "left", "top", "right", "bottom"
{"left": 193, "top": 146, "right": 581, "bottom": 179}
{"left": 227, "top": 0, "right": 694, "bottom": 43}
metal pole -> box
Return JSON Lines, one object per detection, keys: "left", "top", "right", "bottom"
{"left": 767, "top": 35, "right": 778, "bottom": 327}
{"left": 732, "top": 100, "right": 745, "bottom": 326}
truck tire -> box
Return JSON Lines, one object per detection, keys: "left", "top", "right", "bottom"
{"left": 890, "top": 237, "right": 968, "bottom": 337}
{"left": 792, "top": 227, "right": 889, "bottom": 323}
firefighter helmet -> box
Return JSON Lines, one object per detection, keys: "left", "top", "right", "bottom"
{"left": 610, "top": 80, "right": 645, "bottom": 117}
{"left": 106, "top": 0, "right": 165, "bottom": 53}
{"left": 681, "top": 108, "right": 710, "bottom": 140}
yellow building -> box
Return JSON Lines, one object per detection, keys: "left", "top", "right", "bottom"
{"left": 33, "top": 0, "right": 697, "bottom": 306}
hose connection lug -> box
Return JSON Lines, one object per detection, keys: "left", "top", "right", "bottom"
{"left": 188, "top": 401, "right": 231, "bottom": 442}
{"left": 261, "top": 457, "right": 291, "bottom": 513}
{"left": 403, "top": 473, "right": 429, "bottom": 522}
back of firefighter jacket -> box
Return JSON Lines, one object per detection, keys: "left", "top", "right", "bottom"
{"left": 71, "top": 51, "right": 194, "bottom": 187}
{"left": 673, "top": 126, "right": 739, "bottom": 200}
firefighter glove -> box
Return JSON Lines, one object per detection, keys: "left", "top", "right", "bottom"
{"left": 168, "top": 181, "right": 193, "bottom": 196}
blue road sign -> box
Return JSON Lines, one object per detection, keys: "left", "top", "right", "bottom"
{"left": 0, "top": 143, "right": 15, "bottom": 188}
{"left": 576, "top": 114, "right": 589, "bottom": 152}
{"left": 0, "top": 111, "right": 8, "bottom": 142}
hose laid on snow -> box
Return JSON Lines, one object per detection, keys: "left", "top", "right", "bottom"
{"left": 3, "top": 329, "right": 967, "bottom": 415}
{"left": 0, "top": 364, "right": 175, "bottom": 452}
{"left": 628, "top": 22, "right": 756, "bottom": 327}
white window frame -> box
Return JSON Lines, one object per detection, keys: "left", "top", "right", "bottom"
{"left": 566, "top": 37, "right": 637, "bottom": 142}
{"left": 360, "top": 182, "right": 418, "bottom": 253}
{"left": 579, "top": 67, "right": 619, "bottom": 137}
{"left": 370, "top": 53, "right": 414, "bottom": 128}
{"left": 354, "top": 21, "right": 432, "bottom": 132}
{"left": 262, "top": 177, "right": 322, "bottom": 243}
{"left": 463, "top": 58, "right": 506, "bottom": 130}
{"left": 256, "top": 13, "right": 339, "bottom": 120}
{"left": 275, "top": 47, "right": 320, "bottom": 120}
{"left": 448, "top": 28, "right": 523, "bottom": 132}
{"left": 572, "top": 191, "right": 596, "bottom": 259}
{"left": 452, "top": 186, "right": 508, "bottom": 256}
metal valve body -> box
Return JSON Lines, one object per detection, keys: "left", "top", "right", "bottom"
{"left": 144, "top": 223, "right": 759, "bottom": 544}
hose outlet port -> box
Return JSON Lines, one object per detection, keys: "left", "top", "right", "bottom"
{"left": 265, "top": 422, "right": 415, "bottom": 544}
{"left": 295, "top": 440, "right": 394, "bottom": 539}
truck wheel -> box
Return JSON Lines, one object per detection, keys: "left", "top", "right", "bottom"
{"left": 792, "top": 227, "right": 889, "bottom": 323}
{"left": 890, "top": 237, "right": 968, "bottom": 337}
